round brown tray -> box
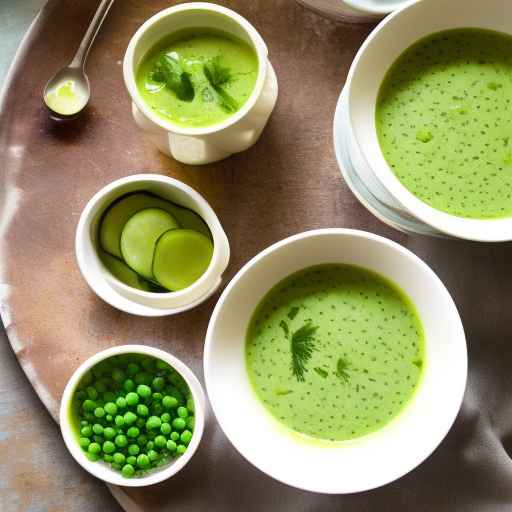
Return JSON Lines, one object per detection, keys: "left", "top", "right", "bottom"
{"left": 2, "top": 1, "right": 511, "bottom": 511}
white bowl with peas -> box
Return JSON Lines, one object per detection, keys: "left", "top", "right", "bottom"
{"left": 59, "top": 345, "right": 205, "bottom": 486}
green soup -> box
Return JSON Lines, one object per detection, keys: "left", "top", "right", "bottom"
{"left": 376, "top": 29, "right": 512, "bottom": 219}
{"left": 245, "top": 264, "right": 425, "bottom": 442}
{"left": 136, "top": 29, "right": 258, "bottom": 128}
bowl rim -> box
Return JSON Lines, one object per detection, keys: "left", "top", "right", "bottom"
{"left": 75, "top": 173, "right": 230, "bottom": 317}
{"left": 204, "top": 228, "right": 467, "bottom": 493}
{"left": 346, "top": 0, "right": 512, "bottom": 242}
{"left": 123, "top": 1, "right": 269, "bottom": 137}
{"left": 342, "top": 0, "right": 414, "bottom": 15}
{"left": 59, "top": 344, "right": 205, "bottom": 487}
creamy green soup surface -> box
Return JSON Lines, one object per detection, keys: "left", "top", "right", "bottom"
{"left": 246, "top": 264, "right": 425, "bottom": 442}
{"left": 136, "top": 28, "right": 258, "bottom": 128}
{"left": 376, "top": 28, "right": 512, "bottom": 219}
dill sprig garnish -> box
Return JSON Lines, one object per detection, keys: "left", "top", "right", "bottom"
{"left": 290, "top": 323, "right": 317, "bottom": 382}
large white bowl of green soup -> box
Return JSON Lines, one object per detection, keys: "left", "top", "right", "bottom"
{"left": 123, "top": 2, "right": 278, "bottom": 165}
{"left": 204, "top": 229, "right": 467, "bottom": 493}
{"left": 345, "top": 0, "right": 512, "bottom": 241}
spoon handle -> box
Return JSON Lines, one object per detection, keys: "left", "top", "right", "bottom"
{"left": 70, "top": 0, "right": 115, "bottom": 69}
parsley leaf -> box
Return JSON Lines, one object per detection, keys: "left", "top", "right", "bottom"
{"left": 151, "top": 54, "right": 194, "bottom": 102}
{"left": 335, "top": 357, "right": 351, "bottom": 383}
{"left": 287, "top": 306, "right": 300, "bottom": 320}
{"left": 290, "top": 323, "right": 317, "bottom": 382}
{"left": 203, "top": 56, "right": 238, "bottom": 113}
{"left": 314, "top": 367, "right": 328, "bottom": 379}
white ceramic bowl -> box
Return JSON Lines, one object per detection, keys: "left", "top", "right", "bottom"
{"left": 204, "top": 229, "right": 467, "bottom": 494}
{"left": 76, "top": 174, "right": 230, "bottom": 316}
{"left": 346, "top": 0, "right": 512, "bottom": 241}
{"left": 296, "top": 0, "right": 412, "bottom": 23}
{"left": 60, "top": 344, "right": 205, "bottom": 487}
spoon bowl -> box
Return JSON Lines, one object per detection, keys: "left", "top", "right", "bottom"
{"left": 43, "top": 67, "right": 90, "bottom": 120}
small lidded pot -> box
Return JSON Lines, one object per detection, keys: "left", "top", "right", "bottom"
{"left": 123, "top": 2, "right": 278, "bottom": 165}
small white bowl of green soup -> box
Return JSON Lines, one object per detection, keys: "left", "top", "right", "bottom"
{"left": 345, "top": 0, "right": 512, "bottom": 241}
{"left": 204, "top": 229, "right": 467, "bottom": 493}
{"left": 60, "top": 345, "right": 205, "bottom": 486}
{"left": 75, "top": 174, "right": 230, "bottom": 316}
{"left": 123, "top": 2, "right": 278, "bottom": 165}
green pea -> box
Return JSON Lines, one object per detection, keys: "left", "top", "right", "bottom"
{"left": 124, "top": 411, "right": 137, "bottom": 425}
{"left": 104, "top": 427, "right": 116, "bottom": 440}
{"left": 152, "top": 392, "right": 163, "bottom": 401}
{"left": 186, "top": 398, "right": 195, "bottom": 413}
{"left": 81, "top": 372, "right": 93, "bottom": 386}
{"left": 88, "top": 442, "right": 101, "bottom": 455}
{"left": 172, "top": 418, "right": 186, "bottom": 431}
{"left": 106, "top": 415, "right": 113, "bottom": 422}
{"left": 156, "top": 360, "right": 170, "bottom": 371}
{"left": 136, "top": 454, "right": 150, "bottom": 468}
{"left": 116, "top": 397, "right": 127, "bottom": 409}
{"left": 79, "top": 437, "right": 91, "bottom": 449}
{"left": 170, "top": 432, "right": 179, "bottom": 442}
{"left": 128, "top": 444, "right": 140, "bottom": 456}
{"left": 111, "top": 462, "right": 123, "bottom": 471}
{"left": 125, "top": 392, "right": 139, "bottom": 406}
{"left": 180, "top": 430, "right": 192, "bottom": 445}
{"left": 103, "top": 391, "right": 116, "bottom": 403}
{"left": 162, "top": 396, "right": 178, "bottom": 409}
{"left": 94, "top": 407, "right": 105, "bottom": 418}
{"left": 94, "top": 380, "right": 107, "bottom": 394}
{"left": 76, "top": 391, "right": 87, "bottom": 402}
{"left": 160, "top": 413, "right": 171, "bottom": 423}
{"left": 122, "top": 464, "right": 135, "bottom": 477}
{"left": 154, "top": 435, "right": 167, "bottom": 449}
{"left": 104, "top": 454, "right": 114, "bottom": 463}
{"left": 126, "top": 363, "right": 139, "bottom": 376}
{"left": 114, "top": 415, "right": 125, "bottom": 427}
{"left": 123, "top": 379, "right": 135, "bottom": 392}
{"left": 82, "top": 400, "right": 96, "bottom": 412}
{"left": 103, "top": 441, "right": 116, "bottom": 454}
{"left": 126, "top": 455, "right": 137, "bottom": 466}
{"left": 112, "top": 368, "right": 125, "bottom": 383}
{"left": 86, "top": 386, "right": 98, "bottom": 400}
{"left": 104, "top": 402, "right": 118, "bottom": 415}
{"left": 86, "top": 452, "right": 100, "bottom": 462}
{"left": 80, "top": 426, "right": 93, "bottom": 437}
{"left": 137, "top": 435, "right": 148, "bottom": 446}
{"left": 136, "top": 418, "right": 146, "bottom": 429}
{"left": 83, "top": 412, "right": 95, "bottom": 422}
{"left": 146, "top": 416, "right": 162, "bottom": 430}
{"left": 147, "top": 449, "right": 159, "bottom": 462}
{"left": 136, "top": 404, "right": 149, "bottom": 417}
{"left": 127, "top": 427, "right": 140, "bottom": 438}
{"left": 177, "top": 406, "right": 188, "bottom": 419}
{"left": 141, "top": 357, "right": 155, "bottom": 371}
{"left": 166, "top": 440, "right": 177, "bottom": 452}
{"left": 152, "top": 377, "right": 165, "bottom": 391}
{"left": 136, "top": 384, "right": 151, "bottom": 399}
{"left": 113, "top": 452, "right": 125, "bottom": 465}
{"left": 152, "top": 403, "right": 164, "bottom": 415}
{"left": 92, "top": 424, "right": 104, "bottom": 435}
{"left": 135, "top": 372, "right": 151, "bottom": 385}
{"left": 176, "top": 444, "right": 187, "bottom": 455}
{"left": 186, "top": 417, "right": 195, "bottom": 430}
{"left": 93, "top": 435, "right": 104, "bottom": 444}
{"left": 115, "top": 434, "right": 128, "bottom": 448}
{"left": 146, "top": 441, "right": 154, "bottom": 450}
{"left": 160, "top": 423, "right": 172, "bottom": 435}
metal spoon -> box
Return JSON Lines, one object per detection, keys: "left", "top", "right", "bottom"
{"left": 43, "top": 0, "right": 115, "bottom": 120}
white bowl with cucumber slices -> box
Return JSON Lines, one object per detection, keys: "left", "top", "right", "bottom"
{"left": 76, "top": 174, "right": 230, "bottom": 316}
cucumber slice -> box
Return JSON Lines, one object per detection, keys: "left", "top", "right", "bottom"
{"left": 99, "top": 192, "right": 211, "bottom": 258}
{"left": 153, "top": 229, "right": 214, "bottom": 291}
{"left": 120, "top": 208, "right": 179, "bottom": 279}
{"left": 99, "top": 250, "right": 153, "bottom": 292}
